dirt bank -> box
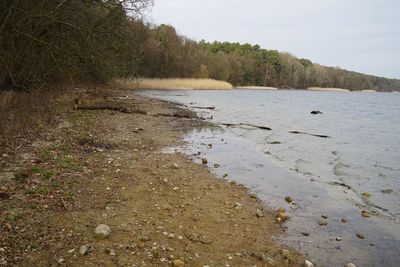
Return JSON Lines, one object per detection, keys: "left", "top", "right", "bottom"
{"left": 0, "top": 87, "right": 304, "bottom": 266}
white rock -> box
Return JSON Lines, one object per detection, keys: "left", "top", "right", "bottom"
{"left": 95, "top": 224, "right": 111, "bottom": 237}
{"left": 79, "top": 244, "right": 94, "bottom": 255}
{"left": 344, "top": 263, "right": 357, "bottom": 267}
{"left": 304, "top": 260, "right": 315, "bottom": 267}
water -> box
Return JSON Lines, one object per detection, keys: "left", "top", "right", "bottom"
{"left": 136, "top": 89, "right": 400, "bottom": 266}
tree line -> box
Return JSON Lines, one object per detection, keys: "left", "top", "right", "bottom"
{"left": 1, "top": 0, "right": 399, "bottom": 91}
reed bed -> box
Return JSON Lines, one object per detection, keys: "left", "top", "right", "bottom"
{"left": 116, "top": 78, "right": 233, "bottom": 90}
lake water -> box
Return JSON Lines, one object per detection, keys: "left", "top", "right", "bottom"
{"left": 137, "top": 89, "right": 400, "bottom": 266}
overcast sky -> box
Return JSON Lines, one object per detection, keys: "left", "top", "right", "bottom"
{"left": 146, "top": 0, "right": 400, "bottom": 79}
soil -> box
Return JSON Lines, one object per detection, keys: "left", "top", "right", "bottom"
{"left": 0, "top": 87, "right": 305, "bottom": 266}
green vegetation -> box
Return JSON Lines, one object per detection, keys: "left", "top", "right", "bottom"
{"left": 31, "top": 166, "right": 55, "bottom": 180}
{"left": 6, "top": 209, "right": 23, "bottom": 222}
{"left": 0, "top": 0, "right": 399, "bottom": 91}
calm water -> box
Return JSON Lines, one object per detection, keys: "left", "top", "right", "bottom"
{"left": 137, "top": 89, "right": 400, "bottom": 266}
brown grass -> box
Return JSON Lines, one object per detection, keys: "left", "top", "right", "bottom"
{"left": 116, "top": 78, "right": 233, "bottom": 90}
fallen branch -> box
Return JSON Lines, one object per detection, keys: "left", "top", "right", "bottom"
{"left": 222, "top": 123, "right": 272, "bottom": 131}
{"left": 289, "top": 131, "right": 331, "bottom": 138}
{"left": 192, "top": 106, "right": 216, "bottom": 110}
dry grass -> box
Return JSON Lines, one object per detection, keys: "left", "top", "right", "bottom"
{"left": 308, "top": 87, "right": 350, "bottom": 92}
{"left": 236, "top": 86, "right": 277, "bottom": 90}
{"left": 116, "top": 78, "right": 233, "bottom": 90}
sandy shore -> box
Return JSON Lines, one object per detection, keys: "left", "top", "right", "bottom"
{"left": 0, "top": 86, "right": 304, "bottom": 266}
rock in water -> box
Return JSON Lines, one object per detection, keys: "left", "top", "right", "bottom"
{"left": 304, "top": 260, "right": 315, "bottom": 267}
{"left": 201, "top": 158, "right": 208, "bottom": 165}
{"left": 95, "top": 224, "right": 111, "bottom": 238}
{"left": 79, "top": 244, "right": 94, "bottom": 255}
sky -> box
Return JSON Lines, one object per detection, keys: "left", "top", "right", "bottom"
{"left": 145, "top": 0, "right": 400, "bottom": 79}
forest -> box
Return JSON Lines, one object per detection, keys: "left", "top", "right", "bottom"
{"left": 1, "top": 0, "right": 399, "bottom": 91}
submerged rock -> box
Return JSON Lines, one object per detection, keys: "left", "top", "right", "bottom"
{"left": 361, "top": 210, "right": 370, "bottom": 218}
{"left": 284, "top": 196, "right": 293, "bottom": 203}
{"left": 356, "top": 233, "right": 366, "bottom": 239}
{"left": 318, "top": 218, "right": 328, "bottom": 226}
{"left": 310, "top": 111, "right": 323, "bottom": 115}
{"left": 95, "top": 224, "right": 111, "bottom": 238}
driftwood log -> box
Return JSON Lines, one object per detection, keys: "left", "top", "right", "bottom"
{"left": 289, "top": 131, "right": 331, "bottom": 138}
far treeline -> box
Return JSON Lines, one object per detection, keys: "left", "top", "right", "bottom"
{"left": 1, "top": 0, "right": 399, "bottom": 91}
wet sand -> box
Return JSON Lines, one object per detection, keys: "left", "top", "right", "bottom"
{"left": 0, "top": 87, "right": 304, "bottom": 266}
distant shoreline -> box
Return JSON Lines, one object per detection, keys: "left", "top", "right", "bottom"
{"left": 236, "top": 86, "right": 277, "bottom": 90}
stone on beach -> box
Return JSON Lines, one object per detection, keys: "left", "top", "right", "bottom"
{"left": 344, "top": 263, "right": 357, "bottom": 267}
{"left": 304, "top": 260, "right": 315, "bottom": 267}
{"left": 95, "top": 224, "right": 111, "bottom": 238}
{"left": 79, "top": 244, "right": 94, "bottom": 255}
{"left": 201, "top": 158, "right": 208, "bottom": 165}
{"left": 256, "top": 209, "right": 264, "bottom": 217}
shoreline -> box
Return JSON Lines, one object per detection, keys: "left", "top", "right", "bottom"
{"left": 0, "top": 86, "right": 305, "bottom": 266}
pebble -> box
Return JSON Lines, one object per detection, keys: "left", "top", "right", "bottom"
{"left": 234, "top": 202, "right": 242, "bottom": 209}
{"left": 214, "top": 163, "right": 220, "bottom": 168}
{"left": 173, "top": 259, "right": 185, "bottom": 266}
{"left": 172, "top": 163, "right": 179, "bottom": 169}
{"left": 356, "top": 233, "right": 366, "bottom": 239}
{"left": 95, "top": 224, "right": 111, "bottom": 237}
{"left": 362, "top": 192, "right": 371, "bottom": 197}
{"left": 57, "top": 258, "right": 64, "bottom": 263}
{"left": 341, "top": 218, "right": 348, "bottom": 223}
{"left": 79, "top": 244, "right": 94, "bottom": 255}
{"left": 321, "top": 214, "right": 328, "bottom": 219}
{"left": 318, "top": 218, "right": 328, "bottom": 226}
{"left": 336, "top": 237, "right": 342, "bottom": 241}
{"left": 344, "top": 263, "right": 357, "bottom": 267}
{"left": 201, "top": 158, "right": 208, "bottom": 165}
{"left": 304, "top": 260, "right": 315, "bottom": 267}
{"left": 256, "top": 209, "right": 264, "bottom": 217}
{"left": 168, "top": 233, "right": 176, "bottom": 239}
